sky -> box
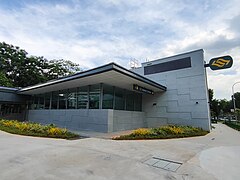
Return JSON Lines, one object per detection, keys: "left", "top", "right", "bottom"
{"left": 0, "top": 0, "right": 239, "bottom": 100}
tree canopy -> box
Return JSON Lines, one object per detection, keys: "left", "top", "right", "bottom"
{"left": 208, "top": 89, "right": 213, "bottom": 102}
{"left": 233, "top": 92, "right": 240, "bottom": 109}
{"left": 209, "top": 89, "right": 240, "bottom": 119}
{"left": 0, "top": 42, "right": 81, "bottom": 87}
{"left": 0, "top": 71, "right": 13, "bottom": 87}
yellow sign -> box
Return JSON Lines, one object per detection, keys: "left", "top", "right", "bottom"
{"left": 209, "top": 56, "right": 233, "bottom": 70}
{"left": 211, "top": 58, "right": 231, "bottom": 68}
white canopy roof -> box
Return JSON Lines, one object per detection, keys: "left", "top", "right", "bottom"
{"left": 19, "top": 63, "right": 166, "bottom": 95}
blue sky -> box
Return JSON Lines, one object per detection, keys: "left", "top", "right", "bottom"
{"left": 0, "top": 0, "right": 239, "bottom": 99}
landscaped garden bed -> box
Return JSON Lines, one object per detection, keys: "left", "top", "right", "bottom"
{"left": 224, "top": 121, "right": 240, "bottom": 131}
{"left": 113, "top": 125, "right": 209, "bottom": 140}
{"left": 0, "top": 119, "right": 79, "bottom": 139}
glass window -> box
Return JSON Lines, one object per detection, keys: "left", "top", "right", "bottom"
{"left": 134, "top": 93, "right": 142, "bottom": 111}
{"left": 126, "top": 90, "right": 134, "bottom": 111}
{"left": 58, "top": 90, "right": 67, "bottom": 109}
{"left": 28, "top": 85, "right": 142, "bottom": 112}
{"left": 38, "top": 94, "right": 45, "bottom": 109}
{"left": 114, "top": 87, "right": 125, "bottom": 110}
{"left": 89, "top": 84, "right": 100, "bottom": 109}
{"left": 32, "top": 96, "right": 38, "bottom": 110}
{"left": 68, "top": 88, "right": 77, "bottom": 109}
{"left": 102, "top": 85, "right": 114, "bottom": 109}
{"left": 34, "top": 96, "right": 38, "bottom": 110}
{"left": 51, "top": 91, "right": 59, "bottom": 109}
{"left": 27, "top": 100, "right": 33, "bottom": 110}
{"left": 12, "top": 104, "right": 18, "bottom": 113}
{"left": 77, "top": 86, "right": 88, "bottom": 109}
{"left": 44, "top": 93, "right": 51, "bottom": 109}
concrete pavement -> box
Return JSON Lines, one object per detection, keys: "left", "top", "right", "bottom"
{"left": 0, "top": 123, "right": 239, "bottom": 180}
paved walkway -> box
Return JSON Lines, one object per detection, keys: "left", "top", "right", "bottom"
{"left": 0, "top": 123, "right": 239, "bottom": 180}
{"left": 71, "top": 129, "right": 135, "bottom": 139}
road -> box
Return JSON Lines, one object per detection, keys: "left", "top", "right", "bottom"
{"left": 0, "top": 123, "right": 239, "bottom": 180}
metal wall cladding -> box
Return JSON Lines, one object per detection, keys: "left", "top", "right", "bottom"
{"left": 144, "top": 57, "right": 191, "bottom": 75}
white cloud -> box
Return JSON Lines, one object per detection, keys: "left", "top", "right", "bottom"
{"left": 0, "top": 0, "right": 239, "bottom": 99}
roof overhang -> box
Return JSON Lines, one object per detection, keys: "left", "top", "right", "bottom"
{"left": 0, "top": 86, "right": 19, "bottom": 93}
{"left": 18, "top": 63, "right": 166, "bottom": 95}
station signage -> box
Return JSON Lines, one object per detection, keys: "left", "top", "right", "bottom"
{"left": 133, "top": 84, "right": 154, "bottom": 95}
{"left": 206, "top": 55, "right": 233, "bottom": 70}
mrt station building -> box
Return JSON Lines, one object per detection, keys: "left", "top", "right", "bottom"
{"left": 0, "top": 49, "right": 211, "bottom": 132}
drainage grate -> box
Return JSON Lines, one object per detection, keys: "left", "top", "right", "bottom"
{"left": 143, "top": 156, "right": 182, "bottom": 172}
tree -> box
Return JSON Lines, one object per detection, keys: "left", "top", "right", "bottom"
{"left": 47, "top": 59, "right": 81, "bottom": 79}
{"left": 208, "top": 89, "right": 214, "bottom": 102}
{"left": 229, "top": 92, "right": 240, "bottom": 110}
{"left": 208, "top": 89, "right": 216, "bottom": 118}
{"left": 219, "top": 99, "right": 230, "bottom": 114}
{"left": 233, "top": 92, "right": 240, "bottom": 109}
{"left": 211, "top": 99, "right": 220, "bottom": 119}
{"left": 0, "top": 42, "right": 81, "bottom": 87}
{"left": 0, "top": 71, "right": 13, "bottom": 87}
{"left": 208, "top": 88, "right": 233, "bottom": 120}
{"left": 208, "top": 89, "right": 231, "bottom": 119}
{"left": 236, "top": 108, "right": 240, "bottom": 121}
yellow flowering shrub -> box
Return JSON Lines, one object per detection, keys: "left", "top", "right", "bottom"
{"left": 160, "top": 125, "right": 184, "bottom": 134}
{"left": 133, "top": 128, "right": 151, "bottom": 136}
{"left": 2, "top": 120, "right": 16, "bottom": 127}
{"left": 47, "top": 127, "right": 64, "bottom": 135}
{"left": 15, "top": 123, "right": 29, "bottom": 131}
{"left": 168, "top": 126, "right": 184, "bottom": 134}
{"left": 0, "top": 119, "right": 79, "bottom": 139}
{"left": 113, "top": 124, "right": 208, "bottom": 140}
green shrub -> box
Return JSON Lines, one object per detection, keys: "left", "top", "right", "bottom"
{"left": 0, "top": 119, "right": 79, "bottom": 139}
{"left": 113, "top": 125, "right": 208, "bottom": 140}
{"left": 150, "top": 128, "right": 167, "bottom": 136}
{"left": 224, "top": 121, "right": 240, "bottom": 131}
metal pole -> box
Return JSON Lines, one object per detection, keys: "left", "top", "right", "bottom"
{"left": 232, "top": 81, "right": 240, "bottom": 121}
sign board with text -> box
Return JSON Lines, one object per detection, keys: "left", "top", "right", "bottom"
{"left": 133, "top": 84, "right": 154, "bottom": 95}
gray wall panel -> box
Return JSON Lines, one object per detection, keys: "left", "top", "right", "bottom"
{"left": 28, "top": 109, "right": 109, "bottom": 132}
{"left": 112, "top": 110, "right": 145, "bottom": 132}
{"left": 132, "top": 50, "right": 211, "bottom": 131}
{"left": 28, "top": 109, "right": 145, "bottom": 132}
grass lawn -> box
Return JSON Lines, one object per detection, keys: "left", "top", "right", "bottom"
{"left": 113, "top": 125, "right": 209, "bottom": 140}
{"left": 0, "top": 119, "right": 79, "bottom": 139}
{"left": 224, "top": 121, "right": 240, "bottom": 131}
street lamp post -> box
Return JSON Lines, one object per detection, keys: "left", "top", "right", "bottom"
{"left": 217, "top": 102, "right": 220, "bottom": 120}
{"left": 232, "top": 81, "right": 240, "bottom": 121}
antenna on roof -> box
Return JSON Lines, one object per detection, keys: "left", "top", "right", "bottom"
{"left": 129, "top": 58, "right": 139, "bottom": 69}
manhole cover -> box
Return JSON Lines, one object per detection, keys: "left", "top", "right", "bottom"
{"left": 143, "top": 156, "right": 182, "bottom": 172}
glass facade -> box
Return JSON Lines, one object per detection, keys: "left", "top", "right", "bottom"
{"left": 134, "top": 93, "right": 142, "bottom": 111}
{"left": 30, "top": 83, "right": 142, "bottom": 111}
{"left": 32, "top": 96, "right": 38, "bottom": 110}
{"left": 89, "top": 84, "right": 100, "bottom": 109}
{"left": 67, "top": 88, "right": 77, "bottom": 109}
{"left": 38, "top": 94, "right": 45, "bottom": 109}
{"left": 126, "top": 91, "right": 134, "bottom": 111}
{"left": 51, "top": 91, "right": 59, "bottom": 109}
{"left": 58, "top": 90, "right": 67, "bottom": 109}
{"left": 0, "top": 104, "right": 25, "bottom": 116}
{"left": 77, "top": 86, "right": 88, "bottom": 109}
{"left": 114, "top": 88, "right": 125, "bottom": 110}
{"left": 102, "top": 84, "right": 114, "bottom": 109}
{"left": 44, "top": 93, "right": 51, "bottom": 109}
